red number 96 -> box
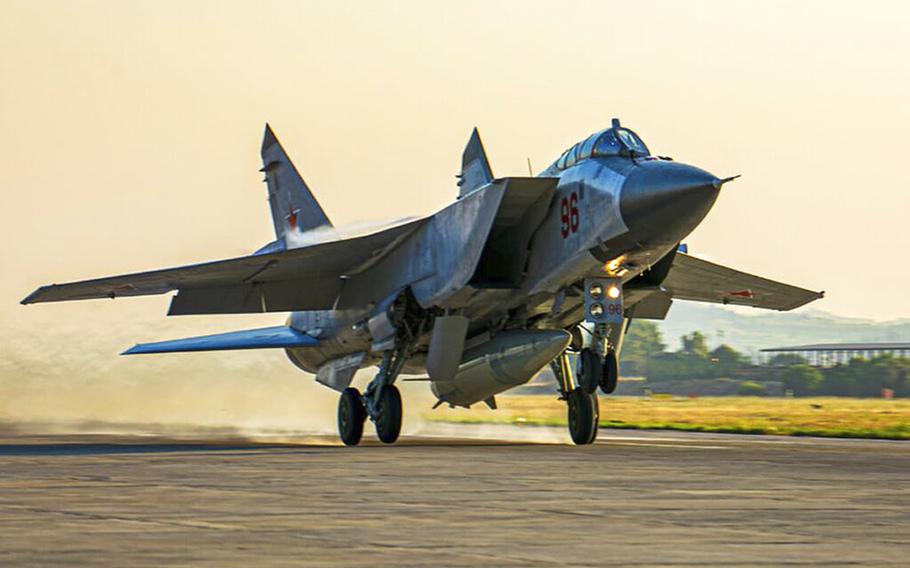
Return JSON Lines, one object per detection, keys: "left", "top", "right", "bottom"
{"left": 560, "top": 191, "right": 580, "bottom": 239}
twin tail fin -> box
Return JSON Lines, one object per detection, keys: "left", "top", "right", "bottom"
{"left": 260, "top": 124, "right": 332, "bottom": 238}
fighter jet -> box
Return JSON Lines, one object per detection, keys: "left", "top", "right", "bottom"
{"left": 22, "top": 120, "right": 823, "bottom": 445}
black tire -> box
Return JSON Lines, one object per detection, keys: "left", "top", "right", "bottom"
{"left": 338, "top": 387, "right": 366, "bottom": 446}
{"left": 600, "top": 350, "right": 619, "bottom": 394}
{"left": 374, "top": 384, "right": 403, "bottom": 444}
{"left": 567, "top": 388, "right": 599, "bottom": 445}
{"left": 578, "top": 348, "right": 602, "bottom": 394}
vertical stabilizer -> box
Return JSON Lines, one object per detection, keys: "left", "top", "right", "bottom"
{"left": 457, "top": 128, "right": 494, "bottom": 198}
{"left": 260, "top": 124, "right": 332, "bottom": 238}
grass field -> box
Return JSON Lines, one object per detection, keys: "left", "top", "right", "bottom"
{"left": 426, "top": 396, "right": 910, "bottom": 440}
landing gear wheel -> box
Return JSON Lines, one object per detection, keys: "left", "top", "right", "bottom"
{"left": 374, "top": 384, "right": 403, "bottom": 444}
{"left": 600, "top": 350, "right": 619, "bottom": 394}
{"left": 567, "top": 388, "right": 599, "bottom": 445}
{"left": 338, "top": 387, "right": 366, "bottom": 446}
{"left": 578, "top": 348, "right": 602, "bottom": 394}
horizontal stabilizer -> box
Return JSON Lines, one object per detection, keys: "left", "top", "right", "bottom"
{"left": 122, "top": 325, "right": 318, "bottom": 355}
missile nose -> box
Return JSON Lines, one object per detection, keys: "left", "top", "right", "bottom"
{"left": 523, "top": 330, "right": 573, "bottom": 373}
{"left": 619, "top": 162, "right": 722, "bottom": 243}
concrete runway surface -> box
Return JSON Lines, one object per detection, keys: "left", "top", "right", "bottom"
{"left": 1, "top": 425, "right": 909, "bottom": 567}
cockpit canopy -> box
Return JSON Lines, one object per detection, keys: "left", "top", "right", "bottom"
{"left": 555, "top": 121, "right": 650, "bottom": 170}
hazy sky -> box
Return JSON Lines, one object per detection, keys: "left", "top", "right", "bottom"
{"left": 2, "top": 0, "right": 909, "bottom": 327}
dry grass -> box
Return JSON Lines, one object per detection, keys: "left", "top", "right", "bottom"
{"left": 426, "top": 396, "right": 910, "bottom": 439}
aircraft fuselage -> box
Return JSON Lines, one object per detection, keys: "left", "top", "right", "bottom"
{"left": 286, "top": 152, "right": 721, "bottom": 380}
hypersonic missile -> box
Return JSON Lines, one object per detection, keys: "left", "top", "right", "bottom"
{"left": 431, "top": 330, "right": 571, "bottom": 407}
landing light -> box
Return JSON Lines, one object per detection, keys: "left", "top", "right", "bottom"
{"left": 590, "top": 303, "right": 604, "bottom": 317}
{"left": 588, "top": 283, "right": 604, "bottom": 299}
{"left": 606, "top": 285, "right": 621, "bottom": 300}
{"left": 604, "top": 254, "right": 628, "bottom": 277}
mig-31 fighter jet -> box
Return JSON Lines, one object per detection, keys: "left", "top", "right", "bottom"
{"left": 22, "top": 120, "right": 823, "bottom": 445}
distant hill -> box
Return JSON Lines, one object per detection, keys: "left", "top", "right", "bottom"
{"left": 656, "top": 303, "right": 910, "bottom": 359}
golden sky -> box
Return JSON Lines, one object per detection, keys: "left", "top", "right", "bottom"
{"left": 2, "top": 0, "right": 909, "bottom": 326}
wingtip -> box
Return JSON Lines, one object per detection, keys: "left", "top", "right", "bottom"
{"left": 20, "top": 287, "right": 46, "bottom": 305}
{"left": 121, "top": 344, "right": 151, "bottom": 356}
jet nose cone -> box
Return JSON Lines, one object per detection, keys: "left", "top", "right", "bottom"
{"left": 620, "top": 162, "right": 721, "bottom": 243}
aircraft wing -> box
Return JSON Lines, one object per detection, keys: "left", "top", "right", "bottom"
{"left": 662, "top": 252, "right": 823, "bottom": 311}
{"left": 21, "top": 218, "right": 428, "bottom": 314}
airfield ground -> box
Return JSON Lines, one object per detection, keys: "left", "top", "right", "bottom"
{"left": 434, "top": 396, "right": 910, "bottom": 439}
{"left": 0, "top": 425, "right": 908, "bottom": 566}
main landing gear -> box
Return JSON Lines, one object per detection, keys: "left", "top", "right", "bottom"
{"left": 567, "top": 388, "right": 599, "bottom": 445}
{"left": 338, "top": 387, "right": 366, "bottom": 446}
{"left": 550, "top": 328, "right": 621, "bottom": 445}
{"left": 336, "top": 348, "right": 407, "bottom": 446}
{"left": 550, "top": 351, "right": 600, "bottom": 445}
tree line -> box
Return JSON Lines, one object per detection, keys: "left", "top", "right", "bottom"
{"left": 620, "top": 321, "right": 910, "bottom": 397}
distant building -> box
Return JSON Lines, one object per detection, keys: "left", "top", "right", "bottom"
{"left": 760, "top": 342, "right": 910, "bottom": 367}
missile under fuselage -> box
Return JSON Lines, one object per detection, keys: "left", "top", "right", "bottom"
{"left": 430, "top": 329, "right": 571, "bottom": 407}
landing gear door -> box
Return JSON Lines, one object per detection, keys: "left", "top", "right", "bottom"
{"left": 584, "top": 278, "right": 623, "bottom": 324}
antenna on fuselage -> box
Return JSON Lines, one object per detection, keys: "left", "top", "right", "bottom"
{"left": 526, "top": 157, "right": 533, "bottom": 176}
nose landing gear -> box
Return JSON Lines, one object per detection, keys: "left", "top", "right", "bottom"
{"left": 579, "top": 347, "right": 619, "bottom": 394}
{"left": 601, "top": 350, "right": 618, "bottom": 394}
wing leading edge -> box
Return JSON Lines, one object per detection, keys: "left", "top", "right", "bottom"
{"left": 122, "top": 325, "right": 318, "bottom": 355}
{"left": 663, "top": 252, "right": 823, "bottom": 311}
{"left": 21, "top": 218, "right": 428, "bottom": 314}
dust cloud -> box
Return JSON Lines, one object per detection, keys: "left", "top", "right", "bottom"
{"left": 0, "top": 311, "right": 435, "bottom": 441}
{"left": 2, "top": 305, "right": 568, "bottom": 445}
{"left": 413, "top": 420, "right": 570, "bottom": 445}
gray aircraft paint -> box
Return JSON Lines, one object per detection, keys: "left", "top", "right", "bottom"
{"left": 526, "top": 159, "right": 628, "bottom": 297}
{"left": 22, "top": 122, "right": 823, "bottom": 409}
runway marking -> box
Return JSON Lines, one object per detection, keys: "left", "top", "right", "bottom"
{"left": 598, "top": 441, "right": 729, "bottom": 450}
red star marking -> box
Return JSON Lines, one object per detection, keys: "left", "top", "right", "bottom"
{"left": 286, "top": 206, "right": 299, "bottom": 230}
{"left": 727, "top": 289, "right": 754, "bottom": 298}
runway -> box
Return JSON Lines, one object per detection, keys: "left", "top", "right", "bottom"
{"left": 1, "top": 425, "right": 908, "bottom": 567}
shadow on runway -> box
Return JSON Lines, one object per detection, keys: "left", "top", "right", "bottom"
{"left": 0, "top": 441, "right": 304, "bottom": 456}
